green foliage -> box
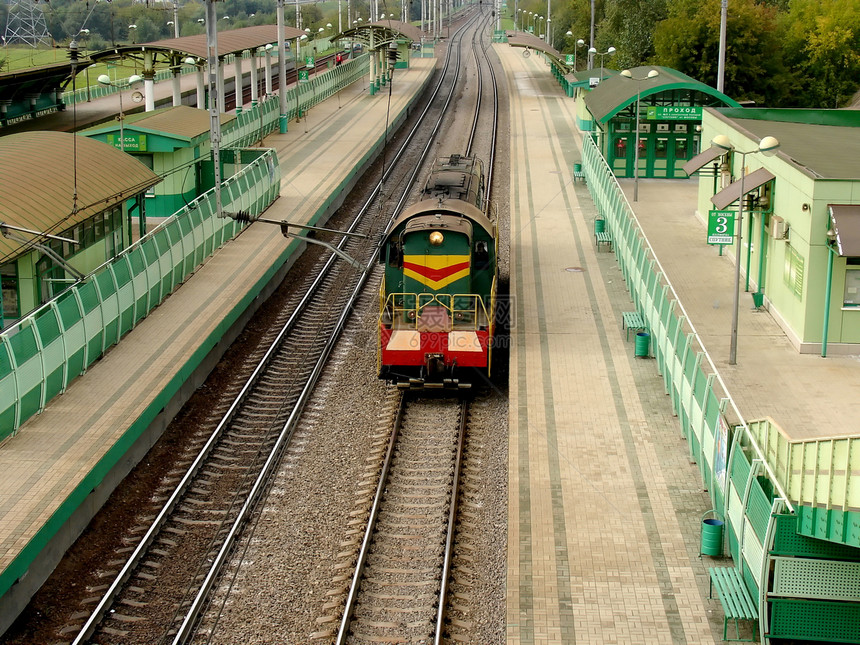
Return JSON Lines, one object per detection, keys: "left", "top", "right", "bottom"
{"left": 652, "top": 0, "right": 795, "bottom": 106}
{"left": 598, "top": 0, "right": 668, "bottom": 68}
{"left": 781, "top": 0, "right": 860, "bottom": 108}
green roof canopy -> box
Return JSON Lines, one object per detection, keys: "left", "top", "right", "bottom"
{"left": 584, "top": 65, "right": 740, "bottom": 124}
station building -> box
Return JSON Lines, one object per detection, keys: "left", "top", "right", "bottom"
{"left": 81, "top": 105, "right": 236, "bottom": 228}
{"left": 688, "top": 108, "right": 860, "bottom": 354}
{"left": 581, "top": 65, "right": 739, "bottom": 179}
{"left": 0, "top": 131, "right": 159, "bottom": 327}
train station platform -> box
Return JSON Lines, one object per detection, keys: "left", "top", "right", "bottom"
{"left": 0, "top": 57, "right": 435, "bottom": 634}
{"left": 500, "top": 41, "right": 857, "bottom": 644}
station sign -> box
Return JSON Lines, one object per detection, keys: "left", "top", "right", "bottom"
{"left": 707, "top": 209, "right": 735, "bottom": 245}
{"left": 565, "top": 54, "right": 574, "bottom": 65}
{"left": 305, "top": 55, "right": 315, "bottom": 68}
{"left": 298, "top": 69, "right": 309, "bottom": 82}
{"left": 646, "top": 105, "right": 702, "bottom": 121}
{"left": 106, "top": 133, "right": 147, "bottom": 151}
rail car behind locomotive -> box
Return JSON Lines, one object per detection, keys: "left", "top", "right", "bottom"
{"left": 378, "top": 154, "right": 497, "bottom": 388}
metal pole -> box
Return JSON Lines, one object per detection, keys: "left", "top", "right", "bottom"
{"left": 729, "top": 157, "right": 746, "bottom": 365}
{"left": 717, "top": 0, "right": 727, "bottom": 93}
{"left": 205, "top": 0, "right": 224, "bottom": 218}
{"left": 277, "top": 0, "right": 288, "bottom": 132}
{"left": 589, "top": 0, "right": 595, "bottom": 68}
{"left": 173, "top": 2, "right": 180, "bottom": 37}
{"left": 633, "top": 85, "right": 640, "bottom": 202}
{"left": 118, "top": 89, "right": 125, "bottom": 152}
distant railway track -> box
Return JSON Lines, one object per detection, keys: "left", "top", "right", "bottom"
{"left": 68, "top": 9, "right": 497, "bottom": 645}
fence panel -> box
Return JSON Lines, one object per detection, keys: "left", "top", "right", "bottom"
{"left": 0, "top": 149, "right": 281, "bottom": 438}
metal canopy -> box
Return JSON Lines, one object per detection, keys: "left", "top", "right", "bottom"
{"left": 88, "top": 25, "right": 307, "bottom": 67}
{"left": 710, "top": 167, "right": 775, "bottom": 210}
{"left": 505, "top": 31, "right": 566, "bottom": 69}
{"left": 828, "top": 204, "right": 860, "bottom": 257}
{"left": 335, "top": 21, "right": 427, "bottom": 48}
{"left": 682, "top": 145, "right": 725, "bottom": 176}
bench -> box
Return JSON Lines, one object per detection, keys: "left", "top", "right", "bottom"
{"left": 709, "top": 567, "right": 758, "bottom": 642}
{"left": 595, "top": 231, "right": 613, "bottom": 252}
{"left": 621, "top": 311, "right": 646, "bottom": 340}
{"left": 573, "top": 168, "right": 586, "bottom": 183}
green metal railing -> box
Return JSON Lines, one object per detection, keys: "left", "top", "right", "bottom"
{"left": 0, "top": 148, "right": 281, "bottom": 440}
{"left": 750, "top": 418, "right": 860, "bottom": 548}
{"left": 581, "top": 134, "right": 794, "bottom": 641}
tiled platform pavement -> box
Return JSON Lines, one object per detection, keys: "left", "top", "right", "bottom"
{"left": 498, "top": 43, "right": 724, "bottom": 644}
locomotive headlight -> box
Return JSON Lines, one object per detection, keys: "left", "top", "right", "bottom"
{"left": 429, "top": 231, "right": 444, "bottom": 246}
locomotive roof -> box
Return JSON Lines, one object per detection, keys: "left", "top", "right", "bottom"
{"left": 386, "top": 198, "right": 495, "bottom": 239}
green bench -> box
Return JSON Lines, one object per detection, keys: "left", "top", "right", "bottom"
{"left": 709, "top": 566, "right": 758, "bottom": 642}
{"left": 622, "top": 311, "right": 646, "bottom": 340}
{"left": 573, "top": 168, "right": 586, "bottom": 183}
{"left": 595, "top": 231, "right": 612, "bottom": 251}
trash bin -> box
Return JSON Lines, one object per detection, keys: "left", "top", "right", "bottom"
{"left": 574, "top": 162, "right": 582, "bottom": 173}
{"left": 752, "top": 292, "right": 764, "bottom": 308}
{"left": 595, "top": 218, "right": 606, "bottom": 233}
{"left": 634, "top": 332, "right": 650, "bottom": 357}
{"left": 701, "top": 511, "right": 724, "bottom": 556}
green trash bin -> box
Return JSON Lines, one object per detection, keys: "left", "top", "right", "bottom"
{"left": 701, "top": 511, "right": 724, "bottom": 556}
{"left": 595, "top": 218, "right": 606, "bottom": 233}
{"left": 574, "top": 162, "right": 582, "bottom": 173}
{"left": 634, "top": 332, "right": 650, "bottom": 357}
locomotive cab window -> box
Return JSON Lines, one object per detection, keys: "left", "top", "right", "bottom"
{"left": 387, "top": 240, "right": 404, "bottom": 267}
{"left": 474, "top": 240, "right": 490, "bottom": 269}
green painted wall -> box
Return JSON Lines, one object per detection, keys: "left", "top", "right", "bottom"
{"left": 697, "top": 111, "right": 860, "bottom": 350}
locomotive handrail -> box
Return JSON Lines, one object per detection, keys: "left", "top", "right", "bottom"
{"left": 381, "top": 291, "right": 490, "bottom": 331}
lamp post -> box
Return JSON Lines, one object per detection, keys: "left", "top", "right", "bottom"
{"left": 97, "top": 73, "right": 143, "bottom": 152}
{"left": 588, "top": 45, "right": 615, "bottom": 76}
{"left": 128, "top": 24, "right": 137, "bottom": 44}
{"left": 516, "top": 8, "right": 522, "bottom": 30}
{"left": 620, "top": 68, "right": 659, "bottom": 203}
{"left": 711, "top": 133, "right": 780, "bottom": 365}
{"left": 546, "top": 18, "right": 551, "bottom": 46}
{"left": 565, "top": 32, "right": 585, "bottom": 70}
{"left": 537, "top": 16, "right": 545, "bottom": 40}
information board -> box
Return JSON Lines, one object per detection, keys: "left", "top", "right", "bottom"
{"left": 707, "top": 210, "right": 735, "bottom": 245}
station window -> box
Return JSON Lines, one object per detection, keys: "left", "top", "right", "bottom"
{"left": 655, "top": 138, "right": 668, "bottom": 159}
{"left": 1, "top": 262, "right": 18, "bottom": 323}
{"left": 614, "top": 137, "right": 628, "bottom": 159}
{"left": 844, "top": 268, "right": 860, "bottom": 308}
{"left": 675, "top": 139, "right": 689, "bottom": 160}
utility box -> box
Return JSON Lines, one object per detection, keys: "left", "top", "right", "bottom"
{"left": 770, "top": 215, "right": 786, "bottom": 239}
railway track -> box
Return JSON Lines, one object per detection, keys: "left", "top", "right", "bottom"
{"left": 333, "top": 394, "right": 469, "bottom": 645}
{"left": 68, "top": 9, "right": 493, "bottom": 645}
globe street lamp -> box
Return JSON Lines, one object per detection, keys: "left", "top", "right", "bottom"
{"left": 546, "top": 18, "right": 551, "bottom": 46}
{"left": 588, "top": 45, "right": 615, "bottom": 77}
{"left": 620, "top": 68, "right": 659, "bottom": 203}
{"left": 128, "top": 24, "right": 137, "bottom": 44}
{"left": 564, "top": 35, "right": 585, "bottom": 71}
{"left": 711, "top": 133, "right": 780, "bottom": 365}
{"left": 97, "top": 74, "right": 143, "bottom": 152}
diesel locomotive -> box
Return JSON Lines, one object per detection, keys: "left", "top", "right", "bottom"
{"left": 378, "top": 154, "right": 497, "bottom": 388}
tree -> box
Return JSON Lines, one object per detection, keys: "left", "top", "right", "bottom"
{"left": 651, "top": 0, "right": 795, "bottom": 106}
{"left": 781, "top": 0, "right": 860, "bottom": 107}
{"left": 597, "top": 0, "right": 668, "bottom": 69}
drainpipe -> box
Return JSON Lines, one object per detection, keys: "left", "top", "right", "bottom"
{"left": 745, "top": 206, "right": 753, "bottom": 292}
{"left": 756, "top": 211, "right": 766, "bottom": 299}
{"left": 822, "top": 229, "right": 838, "bottom": 358}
